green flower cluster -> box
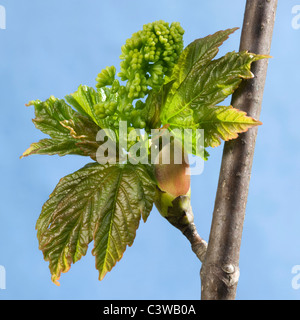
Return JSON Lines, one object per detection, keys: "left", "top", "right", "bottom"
{"left": 92, "top": 86, "right": 125, "bottom": 128}
{"left": 94, "top": 21, "right": 185, "bottom": 130}
{"left": 118, "top": 20, "right": 184, "bottom": 99}
{"left": 95, "top": 66, "right": 116, "bottom": 88}
{"left": 94, "top": 100, "right": 118, "bottom": 119}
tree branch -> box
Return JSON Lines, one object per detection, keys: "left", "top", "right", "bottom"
{"left": 200, "top": 0, "right": 278, "bottom": 300}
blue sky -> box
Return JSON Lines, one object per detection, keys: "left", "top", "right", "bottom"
{"left": 0, "top": 0, "right": 299, "bottom": 300}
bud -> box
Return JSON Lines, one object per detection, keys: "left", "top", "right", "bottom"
{"left": 154, "top": 138, "right": 193, "bottom": 230}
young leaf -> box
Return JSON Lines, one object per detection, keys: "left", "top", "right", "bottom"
{"left": 161, "top": 51, "right": 266, "bottom": 125}
{"left": 65, "top": 84, "right": 125, "bottom": 136}
{"left": 27, "top": 96, "right": 75, "bottom": 138}
{"left": 22, "top": 138, "right": 88, "bottom": 158}
{"left": 184, "top": 51, "right": 267, "bottom": 110}
{"left": 36, "top": 163, "right": 156, "bottom": 285}
{"left": 21, "top": 97, "right": 100, "bottom": 159}
{"left": 198, "top": 105, "right": 262, "bottom": 148}
{"left": 168, "top": 28, "right": 238, "bottom": 94}
{"left": 160, "top": 51, "right": 266, "bottom": 153}
{"left": 65, "top": 85, "right": 102, "bottom": 126}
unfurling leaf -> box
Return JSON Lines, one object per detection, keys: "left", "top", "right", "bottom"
{"left": 160, "top": 29, "right": 267, "bottom": 153}
{"left": 197, "top": 105, "right": 262, "bottom": 148}
{"left": 65, "top": 85, "right": 104, "bottom": 126}
{"left": 21, "top": 97, "right": 100, "bottom": 159}
{"left": 167, "top": 28, "right": 239, "bottom": 95}
{"left": 183, "top": 51, "right": 267, "bottom": 111}
{"left": 36, "top": 163, "right": 156, "bottom": 285}
{"left": 161, "top": 51, "right": 266, "bottom": 126}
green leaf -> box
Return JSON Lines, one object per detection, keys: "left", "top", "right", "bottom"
{"left": 21, "top": 97, "right": 100, "bottom": 159}
{"left": 28, "top": 96, "right": 75, "bottom": 138}
{"left": 65, "top": 85, "right": 102, "bottom": 125}
{"left": 184, "top": 51, "right": 267, "bottom": 111}
{"left": 198, "top": 105, "right": 262, "bottom": 148}
{"left": 168, "top": 28, "right": 238, "bottom": 94}
{"left": 36, "top": 163, "right": 156, "bottom": 285}
{"left": 160, "top": 51, "right": 266, "bottom": 152}
{"left": 65, "top": 85, "right": 123, "bottom": 136}
{"left": 22, "top": 138, "right": 87, "bottom": 158}
{"left": 162, "top": 51, "right": 266, "bottom": 125}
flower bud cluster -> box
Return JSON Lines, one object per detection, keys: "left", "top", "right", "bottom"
{"left": 95, "top": 66, "right": 116, "bottom": 88}
{"left": 118, "top": 20, "right": 184, "bottom": 99}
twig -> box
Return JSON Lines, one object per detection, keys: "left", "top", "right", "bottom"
{"left": 162, "top": 195, "right": 208, "bottom": 262}
{"left": 182, "top": 222, "right": 207, "bottom": 263}
{"left": 200, "top": 0, "right": 278, "bottom": 300}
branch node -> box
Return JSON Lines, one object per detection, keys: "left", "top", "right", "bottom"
{"left": 201, "top": 264, "right": 240, "bottom": 289}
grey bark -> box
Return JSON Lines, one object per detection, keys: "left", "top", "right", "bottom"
{"left": 200, "top": 0, "right": 278, "bottom": 300}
